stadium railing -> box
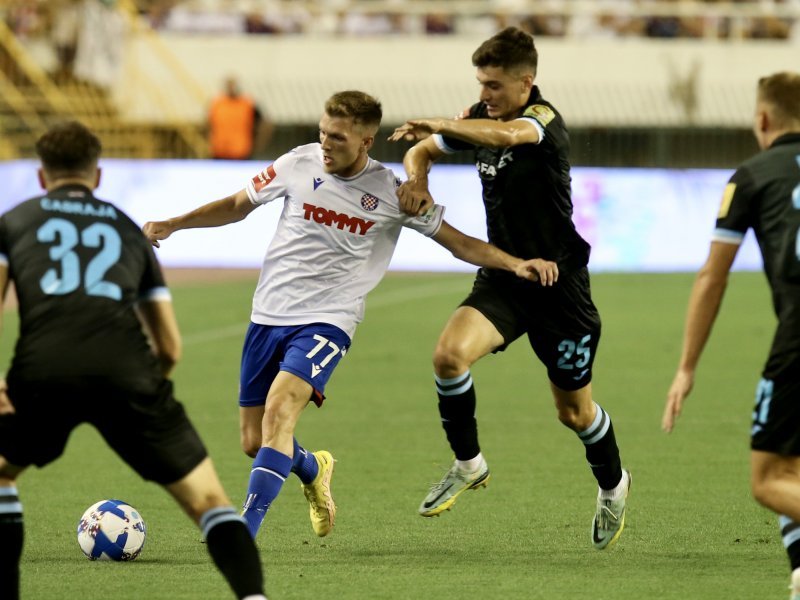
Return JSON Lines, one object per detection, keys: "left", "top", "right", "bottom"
{"left": 0, "top": 0, "right": 209, "bottom": 159}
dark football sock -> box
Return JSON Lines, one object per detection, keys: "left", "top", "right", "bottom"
{"left": 577, "top": 402, "right": 623, "bottom": 490}
{"left": 202, "top": 507, "right": 265, "bottom": 599}
{"left": 0, "top": 486, "right": 23, "bottom": 600}
{"left": 436, "top": 371, "right": 480, "bottom": 461}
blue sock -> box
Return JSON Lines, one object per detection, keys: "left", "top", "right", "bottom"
{"left": 241, "top": 447, "right": 292, "bottom": 538}
{"left": 291, "top": 438, "right": 319, "bottom": 485}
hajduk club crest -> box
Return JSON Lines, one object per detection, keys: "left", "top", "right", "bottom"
{"left": 360, "top": 193, "right": 379, "bottom": 211}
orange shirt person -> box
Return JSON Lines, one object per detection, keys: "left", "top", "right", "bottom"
{"left": 209, "top": 77, "right": 269, "bottom": 160}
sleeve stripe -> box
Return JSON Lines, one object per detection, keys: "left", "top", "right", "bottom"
{"left": 244, "top": 183, "right": 259, "bottom": 205}
{"left": 432, "top": 134, "right": 458, "bottom": 155}
{"left": 712, "top": 228, "right": 745, "bottom": 244}
{"left": 428, "top": 206, "right": 445, "bottom": 238}
{"left": 138, "top": 286, "right": 172, "bottom": 302}
{"left": 0, "top": 253, "right": 8, "bottom": 266}
{"left": 516, "top": 117, "right": 545, "bottom": 144}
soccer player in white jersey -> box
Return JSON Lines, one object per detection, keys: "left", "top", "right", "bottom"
{"left": 142, "top": 91, "right": 558, "bottom": 541}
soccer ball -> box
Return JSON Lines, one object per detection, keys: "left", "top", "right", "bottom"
{"left": 76, "top": 499, "right": 146, "bottom": 561}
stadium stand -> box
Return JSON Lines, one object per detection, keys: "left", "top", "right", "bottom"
{"left": 0, "top": 0, "right": 798, "bottom": 165}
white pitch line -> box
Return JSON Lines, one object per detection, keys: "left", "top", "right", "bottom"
{"left": 182, "top": 324, "right": 249, "bottom": 346}
{"left": 365, "top": 277, "right": 469, "bottom": 309}
{"left": 182, "top": 276, "right": 470, "bottom": 346}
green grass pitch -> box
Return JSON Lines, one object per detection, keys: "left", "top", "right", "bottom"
{"left": 5, "top": 270, "right": 788, "bottom": 599}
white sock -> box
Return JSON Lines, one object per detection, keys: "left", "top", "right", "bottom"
{"left": 791, "top": 567, "right": 800, "bottom": 589}
{"left": 243, "top": 595, "right": 268, "bottom": 600}
{"left": 456, "top": 453, "right": 485, "bottom": 473}
{"left": 599, "top": 470, "right": 629, "bottom": 500}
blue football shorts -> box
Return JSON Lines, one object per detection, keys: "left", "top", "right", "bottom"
{"left": 239, "top": 322, "right": 351, "bottom": 408}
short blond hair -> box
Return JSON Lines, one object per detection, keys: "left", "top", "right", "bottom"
{"left": 324, "top": 91, "right": 382, "bottom": 133}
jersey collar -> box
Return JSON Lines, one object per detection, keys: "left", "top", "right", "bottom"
{"left": 770, "top": 132, "right": 800, "bottom": 149}
{"left": 48, "top": 183, "right": 94, "bottom": 195}
{"left": 332, "top": 157, "right": 372, "bottom": 182}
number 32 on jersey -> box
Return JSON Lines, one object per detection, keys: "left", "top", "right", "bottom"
{"left": 37, "top": 217, "right": 122, "bottom": 300}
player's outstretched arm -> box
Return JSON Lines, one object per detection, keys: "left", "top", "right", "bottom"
{"left": 662, "top": 241, "right": 739, "bottom": 433}
{"left": 142, "top": 189, "right": 257, "bottom": 247}
{"left": 391, "top": 136, "right": 443, "bottom": 217}
{"left": 390, "top": 117, "right": 540, "bottom": 149}
{"left": 432, "top": 221, "right": 557, "bottom": 285}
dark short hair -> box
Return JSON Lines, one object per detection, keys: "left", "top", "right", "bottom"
{"left": 758, "top": 72, "right": 800, "bottom": 127}
{"left": 324, "top": 91, "right": 383, "bottom": 131}
{"left": 35, "top": 121, "right": 102, "bottom": 175}
{"left": 472, "top": 27, "right": 538, "bottom": 75}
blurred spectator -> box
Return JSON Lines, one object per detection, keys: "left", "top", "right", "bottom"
{"left": 338, "top": 11, "right": 410, "bottom": 35}
{"left": 566, "top": 0, "right": 644, "bottom": 38}
{"left": 51, "top": 0, "right": 80, "bottom": 83}
{"left": 645, "top": 15, "right": 683, "bottom": 38}
{"left": 425, "top": 13, "right": 454, "bottom": 34}
{"left": 160, "top": 4, "right": 244, "bottom": 33}
{"left": 3, "top": 0, "right": 797, "bottom": 43}
{"left": 244, "top": 12, "right": 281, "bottom": 34}
{"left": 72, "top": 0, "right": 126, "bottom": 89}
{"left": 519, "top": 13, "right": 568, "bottom": 37}
{"left": 5, "top": 0, "right": 46, "bottom": 39}
{"left": 208, "top": 76, "right": 274, "bottom": 160}
{"left": 747, "top": 15, "right": 792, "bottom": 39}
{"left": 135, "top": 0, "right": 176, "bottom": 29}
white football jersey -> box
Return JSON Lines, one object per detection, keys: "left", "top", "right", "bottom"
{"left": 244, "top": 143, "right": 444, "bottom": 338}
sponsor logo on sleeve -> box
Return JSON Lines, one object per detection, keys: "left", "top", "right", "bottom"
{"left": 523, "top": 104, "right": 556, "bottom": 127}
{"left": 718, "top": 183, "right": 736, "bottom": 218}
{"left": 416, "top": 205, "right": 437, "bottom": 225}
{"left": 252, "top": 164, "right": 277, "bottom": 192}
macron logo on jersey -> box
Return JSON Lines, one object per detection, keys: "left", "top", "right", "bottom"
{"left": 313, "top": 177, "right": 324, "bottom": 190}
{"left": 252, "top": 165, "right": 277, "bottom": 192}
{"left": 302, "top": 203, "right": 375, "bottom": 235}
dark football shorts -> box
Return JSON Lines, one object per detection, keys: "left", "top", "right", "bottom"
{"left": 0, "top": 377, "right": 208, "bottom": 485}
{"left": 460, "top": 267, "right": 602, "bottom": 391}
{"left": 751, "top": 352, "right": 800, "bottom": 455}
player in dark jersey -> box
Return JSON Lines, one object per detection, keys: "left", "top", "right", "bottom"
{"left": 0, "top": 121, "right": 266, "bottom": 600}
{"left": 389, "top": 27, "right": 630, "bottom": 550}
{"left": 663, "top": 72, "right": 800, "bottom": 598}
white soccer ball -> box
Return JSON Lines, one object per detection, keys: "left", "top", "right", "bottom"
{"left": 76, "top": 499, "right": 146, "bottom": 561}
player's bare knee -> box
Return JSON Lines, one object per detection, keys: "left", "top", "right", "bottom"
{"left": 264, "top": 390, "right": 306, "bottom": 428}
{"left": 433, "top": 344, "right": 468, "bottom": 377}
{"left": 556, "top": 405, "right": 584, "bottom": 431}
{"left": 263, "top": 399, "right": 292, "bottom": 429}
{"left": 751, "top": 478, "right": 774, "bottom": 510}
{"left": 750, "top": 462, "right": 783, "bottom": 509}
